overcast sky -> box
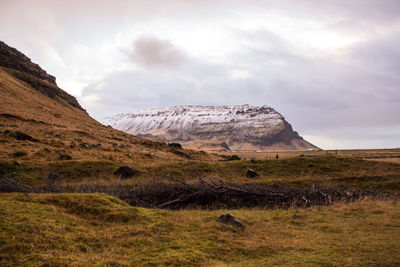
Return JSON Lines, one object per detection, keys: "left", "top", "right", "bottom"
{"left": 1, "top": 0, "right": 399, "bottom": 149}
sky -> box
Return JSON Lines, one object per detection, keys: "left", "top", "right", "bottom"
{"left": 0, "top": 0, "right": 399, "bottom": 149}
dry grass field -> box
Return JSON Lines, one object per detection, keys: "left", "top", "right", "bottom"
{"left": 219, "top": 148, "right": 400, "bottom": 161}
{"left": 1, "top": 65, "right": 400, "bottom": 266}
{"left": 1, "top": 193, "right": 399, "bottom": 266}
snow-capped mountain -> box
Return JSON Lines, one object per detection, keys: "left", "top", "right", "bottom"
{"left": 104, "top": 105, "right": 318, "bottom": 151}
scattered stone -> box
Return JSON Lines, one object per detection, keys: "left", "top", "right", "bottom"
{"left": 112, "top": 143, "right": 118, "bottom": 148}
{"left": 114, "top": 166, "right": 136, "bottom": 179}
{"left": 14, "top": 131, "right": 34, "bottom": 141}
{"left": 227, "top": 155, "right": 241, "bottom": 161}
{"left": 168, "top": 143, "right": 182, "bottom": 149}
{"left": 44, "top": 148, "right": 51, "bottom": 153}
{"left": 12, "top": 151, "right": 27, "bottom": 157}
{"left": 119, "top": 144, "right": 127, "bottom": 149}
{"left": 54, "top": 113, "right": 61, "bottom": 118}
{"left": 59, "top": 153, "right": 72, "bottom": 160}
{"left": 13, "top": 161, "right": 21, "bottom": 166}
{"left": 48, "top": 173, "right": 60, "bottom": 180}
{"left": 80, "top": 143, "right": 90, "bottom": 149}
{"left": 93, "top": 143, "right": 102, "bottom": 147}
{"left": 218, "top": 214, "right": 245, "bottom": 229}
{"left": 246, "top": 168, "right": 259, "bottom": 178}
{"left": 74, "top": 138, "right": 83, "bottom": 143}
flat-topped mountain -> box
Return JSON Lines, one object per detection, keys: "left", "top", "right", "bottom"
{"left": 105, "top": 105, "right": 318, "bottom": 151}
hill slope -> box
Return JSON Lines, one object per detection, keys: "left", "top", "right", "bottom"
{"left": 105, "top": 105, "right": 319, "bottom": 151}
{"left": 0, "top": 41, "right": 209, "bottom": 164}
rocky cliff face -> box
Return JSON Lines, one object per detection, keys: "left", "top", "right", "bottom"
{"left": 0, "top": 41, "right": 83, "bottom": 110}
{"left": 0, "top": 41, "right": 56, "bottom": 84}
{"left": 105, "top": 105, "right": 318, "bottom": 151}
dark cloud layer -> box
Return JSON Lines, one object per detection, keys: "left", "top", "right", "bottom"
{"left": 129, "top": 36, "right": 186, "bottom": 68}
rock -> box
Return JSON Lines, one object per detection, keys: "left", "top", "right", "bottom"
{"left": 14, "top": 131, "right": 34, "bottom": 141}
{"left": 227, "top": 155, "right": 241, "bottom": 161}
{"left": 80, "top": 143, "right": 90, "bottom": 149}
{"left": 112, "top": 143, "right": 118, "bottom": 148}
{"left": 217, "top": 214, "right": 245, "bottom": 229}
{"left": 59, "top": 153, "right": 72, "bottom": 160}
{"left": 168, "top": 143, "right": 182, "bottom": 149}
{"left": 0, "top": 41, "right": 84, "bottom": 110}
{"left": 13, "top": 161, "right": 21, "bottom": 166}
{"left": 246, "top": 168, "right": 259, "bottom": 178}
{"left": 114, "top": 166, "right": 136, "bottom": 179}
{"left": 48, "top": 173, "right": 60, "bottom": 180}
{"left": 44, "top": 148, "right": 51, "bottom": 153}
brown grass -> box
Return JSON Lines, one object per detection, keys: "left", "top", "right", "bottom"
{"left": 1, "top": 193, "right": 399, "bottom": 266}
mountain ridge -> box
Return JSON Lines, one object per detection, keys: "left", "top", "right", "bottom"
{"left": 105, "top": 105, "right": 318, "bottom": 151}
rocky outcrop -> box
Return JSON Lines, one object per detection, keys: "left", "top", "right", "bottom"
{"left": 0, "top": 41, "right": 56, "bottom": 84}
{"left": 0, "top": 41, "right": 84, "bottom": 110}
{"left": 105, "top": 105, "right": 319, "bottom": 151}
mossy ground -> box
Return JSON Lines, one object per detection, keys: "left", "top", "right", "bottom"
{"left": 1, "top": 193, "right": 399, "bottom": 266}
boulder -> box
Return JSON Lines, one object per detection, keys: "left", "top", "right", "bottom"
{"left": 218, "top": 214, "right": 245, "bottom": 229}
{"left": 13, "top": 161, "right": 21, "bottom": 166}
{"left": 80, "top": 143, "right": 90, "bottom": 149}
{"left": 59, "top": 153, "right": 72, "bottom": 160}
{"left": 14, "top": 131, "right": 34, "bottom": 141}
{"left": 114, "top": 166, "right": 136, "bottom": 179}
{"left": 168, "top": 143, "right": 182, "bottom": 149}
{"left": 246, "top": 168, "right": 259, "bottom": 178}
{"left": 227, "top": 155, "right": 241, "bottom": 161}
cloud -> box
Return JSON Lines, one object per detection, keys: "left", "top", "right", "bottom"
{"left": 128, "top": 36, "right": 186, "bottom": 68}
{"left": 2, "top": 0, "right": 400, "bottom": 149}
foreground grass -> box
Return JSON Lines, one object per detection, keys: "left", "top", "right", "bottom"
{"left": 1, "top": 193, "right": 399, "bottom": 266}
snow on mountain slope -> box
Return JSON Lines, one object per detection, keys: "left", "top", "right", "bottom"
{"left": 104, "top": 105, "right": 318, "bottom": 151}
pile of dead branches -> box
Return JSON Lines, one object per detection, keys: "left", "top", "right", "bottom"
{"left": 117, "top": 177, "right": 371, "bottom": 209}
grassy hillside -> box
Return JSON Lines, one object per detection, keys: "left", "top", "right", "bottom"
{"left": 1, "top": 193, "right": 399, "bottom": 266}
{"left": 0, "top": 67, "right": 214, "bottom": 164}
